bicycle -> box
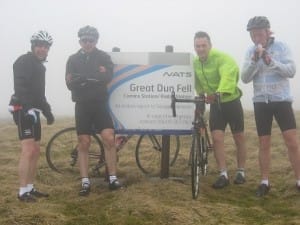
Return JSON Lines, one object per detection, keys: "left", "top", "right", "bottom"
{"left": 171, "top": 91, "right": 213, "bottom": 199}
{"left": 45, "top": 127, "right": 180, "bottom": 176}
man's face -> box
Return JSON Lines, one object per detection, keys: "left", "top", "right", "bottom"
{"left": 32, "top": 42, "right": 50, "bottom": 61}
{"left": 250, "top": 28, "right": 269, "bottom": 47}
{"left": 194, "top": 37, "right": 212, "bottom": 62}
{"left": 79, "top": 36, "right": 97, "bottom": 53}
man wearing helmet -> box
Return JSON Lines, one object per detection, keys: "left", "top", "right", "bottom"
{"left": 242, "top": 16, "right": 300, "bottom": 197}
{"left": 9, "top": 30, "right": 55, "bottom": 202}
{"left": 65, "top": 25, "right": 122, "bottom": 196}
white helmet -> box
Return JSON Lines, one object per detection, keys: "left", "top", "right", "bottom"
{"left": 30, "top": 30, "right": 53, "bottom": 46}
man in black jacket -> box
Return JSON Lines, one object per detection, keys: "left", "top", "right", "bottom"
{"left": 9, "top": 30, "right": 55, "bottom": 202}
{"left": 66, "top": 25, "right": 122, "bottom": 196}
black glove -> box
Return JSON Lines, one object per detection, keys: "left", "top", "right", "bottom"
{"left": 43, "top": 110, "right": 55, "bottom": 125}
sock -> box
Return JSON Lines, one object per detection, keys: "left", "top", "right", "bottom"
{"left": 220, "top": 170, "right": 228, "bottom": 179}
{"left": 109, "top": 175, "right": 117, "bottom": 183}
{"left": 237, "top": 168, "right": 245, "bottom": 177}
{"left": 81, "top": 177, "right": 90, "bottom": 187}
{"left": 19, "top": 187, "right": 28, "bottom": 196}
{"left": 261, "top": 179, "right": 269, "bottom": 186}
{"left": 27, "top": 183, "right": 34, "bottom": 192}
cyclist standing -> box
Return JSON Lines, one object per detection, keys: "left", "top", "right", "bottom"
{"left": 65, "top": 25, "right": 122, "bottom": 196}
{"left": 193, "top": 31, "right": 247, "bottom": 189}
{"left": 9, "top": 31, "right": 55, "bottom": 202}
{"left": 241, "top": 16, "right": 300, "bottom": 197}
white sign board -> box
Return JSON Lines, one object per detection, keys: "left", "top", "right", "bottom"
{"left": 108, "top": 52, "right": 194, "bottom": 135}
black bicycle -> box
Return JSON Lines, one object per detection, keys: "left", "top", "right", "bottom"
{"left": 171, "top": 91, "right": 213, "bottom": 199}
{"left": 45, "top": 127, "right": 180, "bottom": 176}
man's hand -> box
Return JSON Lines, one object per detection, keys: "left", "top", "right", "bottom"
{"left": 262, "top": 52, "right": 271, "bottom": 65}
{"left": 66, "top": 73, "right": 87, "bottom": 89}
{"left": 252, "top": 44, "right": 265, "bottom": 62}
{"left": 252, "top": 44, "right": 271, "bottom": 65}
{"left": 99, "top": 66, "right": 107, "bottom": 73}
{"left": 206, "top": 93, "right": 221, "bottom": 104}
{"left": 43, "top": 110, "right": 55, "bottom": 125}
{"left": 205, "top": 94, "right": 217, "bottom": 104}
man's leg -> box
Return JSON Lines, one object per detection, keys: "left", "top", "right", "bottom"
{"left": 233, "top": 132, "right": 247, "bottom": 184}
{"left": 100, "top": 128, "right": 122, "bottom": 190}
{"left": 27, "top": 141, "right": 40, "bottom": 185}
{"left": 212, "top": 130, "right": 226, "bottom": 171}
{"left": 282, "top": 129, "right": 300, "bottom": 181}
{"left": 18, "top": 139, "right": 38, "bottom": 201}
{"left": 256, "top": 135, "right": 271, "bottom": 196}
{"left": 77, "top": 134, "right": 91, "bottom": 196}
{"left": 211, "top": 130, "right": 229, "bottom": 188}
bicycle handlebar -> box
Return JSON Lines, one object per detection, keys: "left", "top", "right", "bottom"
{"left": 171, "top": 91, "right": 206, "bottom": 117}
{"left": 171, "top": 91, "right": 222, "bottom": 117}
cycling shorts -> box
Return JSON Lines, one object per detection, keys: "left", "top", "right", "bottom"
{"left": 12, "top": 110, "right": 41, "bottom": 141}
{"left": 209, "top": 98, "right": 244, "bottom": 133}
{"left": 254, "top": 102, "right": 296, "bottom": 136}
{"left": 75, "top": 100, "right": 114, "bottom": 135}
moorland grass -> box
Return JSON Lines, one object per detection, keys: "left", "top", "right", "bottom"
{"left": 0, "top": 111, "right": 300, "bottom": 225}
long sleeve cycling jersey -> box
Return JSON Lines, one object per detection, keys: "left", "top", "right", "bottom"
{"left": 66, "top": 48, "right": 114, "bottom": 103}
{"left": 193, "top": 49, "right": 242, "bottom": 103}
{"left": 241, "top": 39, "right": 296, "bottom": 103}
{"left": 11, "top": 52, "right": 51, "bottom": 112}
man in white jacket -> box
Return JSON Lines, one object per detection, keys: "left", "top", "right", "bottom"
{"left": 241, "top": 16, "right": 300, "bottom": 197}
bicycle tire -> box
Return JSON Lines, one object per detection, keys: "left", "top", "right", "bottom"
{"left": 46, "top": 127, "right": 105, "bottom": 174}
{"left": 135, "top": 135, "right": 180, "bottom": 175}
{"left": 191, "top": 132, "right": 201, "bottom": 199}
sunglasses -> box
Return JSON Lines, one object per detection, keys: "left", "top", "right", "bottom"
{"left": 80, "top": 38, "right": 96, "bottom": 44}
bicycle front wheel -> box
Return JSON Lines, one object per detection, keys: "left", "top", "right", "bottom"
{"left": 191, "top": 132, "right": 201, "bottom": 199}
{"left": 200, "top": 134, "right": 209, "bottom": 176}
{"left": 46, "top": 127, "right": 104, "bottom": 174}
{"left": 135, "top": 135, "right": 180, "bottom": 175}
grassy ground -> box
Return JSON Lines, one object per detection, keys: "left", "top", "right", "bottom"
{"left": 0, "top": 112, "right": 300, "bottom": 225}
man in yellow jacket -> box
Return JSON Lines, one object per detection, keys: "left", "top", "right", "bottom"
{"left": 193, "top": 31, "right": 247, "bottom": 189}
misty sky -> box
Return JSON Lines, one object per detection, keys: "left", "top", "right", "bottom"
{"left": 1, "top": 0, "right": 300, "bottom": 118}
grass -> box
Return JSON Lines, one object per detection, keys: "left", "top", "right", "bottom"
{"left": 0, "top": 111, "right": 300, "bottom": 225}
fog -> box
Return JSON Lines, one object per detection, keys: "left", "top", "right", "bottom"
{"left": 1, "top": 0, "right": 300, "bottom": 119}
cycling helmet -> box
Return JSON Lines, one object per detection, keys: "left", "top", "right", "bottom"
{"left": 30, "top": 30, "right": 53, "bottom": 46}
{"left": 247, "top": 16, "right": 270, "bottom": 31}
{"left": 78, "top": 25, "right": 99, "bottom": 40}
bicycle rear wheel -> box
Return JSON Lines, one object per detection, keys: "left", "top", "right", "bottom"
{"left": 135, "top": 135, "right": 180, "bottom": 175}
{"left": 191, "top": 132, "right": 201, "bottom": 199}
{"left": 46, "top": 127, "right": 104, "bottom": 174}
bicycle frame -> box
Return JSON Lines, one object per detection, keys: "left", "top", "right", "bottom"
{"left": 171, "top": 92, "right": 211, "bottom": 147}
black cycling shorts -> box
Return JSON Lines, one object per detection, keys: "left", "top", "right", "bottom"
{"left": 75, "top": 100, "right": 114, "bottom": 135}
{"left": 209, "top": 98, "right": 244, "bottom": 133}
{"left": 254, "top": 102, "right": 296, "bottom": 136}
{"left": 12, "top": 110, "right": 41, "bottom": 141}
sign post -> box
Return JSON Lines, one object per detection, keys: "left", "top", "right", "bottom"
{"left": 108, "top": 52, "right": 194, "bottom": 177}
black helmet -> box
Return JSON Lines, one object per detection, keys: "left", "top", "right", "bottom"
{"left": 247, "top": 16, "right": 270, "bottom": 31}
{"left": 78, "top": 25, "right": 99, "bottom": 40}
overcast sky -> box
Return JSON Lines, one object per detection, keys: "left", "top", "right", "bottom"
{"left": 1, "top": 0, "right": 300, "bottom": 118}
